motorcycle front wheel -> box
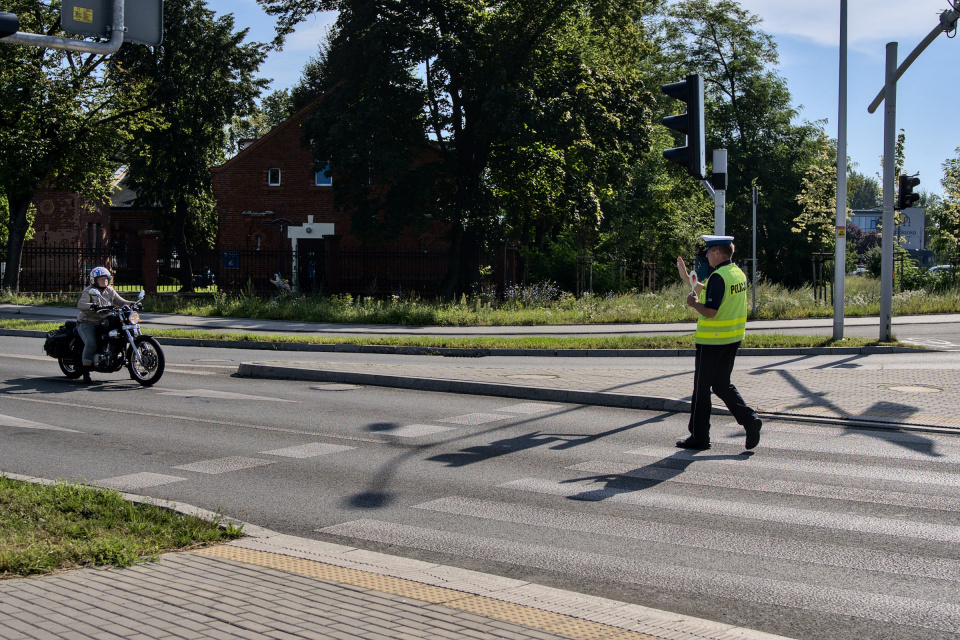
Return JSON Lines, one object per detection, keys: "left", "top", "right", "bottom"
{"left": 58, "top": 358, "right": 84, "bottom": 379}
{"left": 127, "top": 336, "right": 165, "bottom": 386}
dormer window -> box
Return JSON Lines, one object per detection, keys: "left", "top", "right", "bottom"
{"left": 315, "top": 165, "right": 332, "bottom": 187}
{"left": 268, "top": 168, "right": 281, "bottom": 186}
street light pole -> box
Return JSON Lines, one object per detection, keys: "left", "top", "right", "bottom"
{"left": 833, "top": 0, "right": 848, "bottom": 340}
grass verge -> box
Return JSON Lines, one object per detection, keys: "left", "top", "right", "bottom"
{"left": 0, "top": 318, "right": 909, "bottom": 350}
{"left": 4, "top": 278, "right": 959, "bottom": 326}
{"left": 0, "top": 476, "right": 242, "bottom": 579}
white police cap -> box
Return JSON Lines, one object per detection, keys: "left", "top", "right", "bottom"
{"left": 701, "top": 235, "right": 734, "bottom": 247}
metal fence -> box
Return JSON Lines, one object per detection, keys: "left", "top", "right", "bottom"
{"left": 16, "top": 245, "right": 449, "bottom": 297}
{"left": 18, "top": 244, "right": 142, "bottom": 292}
{"left": 339, "top": 249, "right": 448, "bottom": 297}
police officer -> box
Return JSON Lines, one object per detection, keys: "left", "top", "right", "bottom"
{"left": 675, "top": 236, "right": 762, "bottom": 450}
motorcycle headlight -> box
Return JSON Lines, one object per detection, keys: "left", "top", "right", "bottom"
{"left": 128, "top": 311, "right": 141, "bottom": 324}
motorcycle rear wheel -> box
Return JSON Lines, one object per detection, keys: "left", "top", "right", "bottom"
{"left": 58, "top": 359, "right": 84, "bottom": 379}
{"left": 127, "top": 336, "right": 165, "bottom": 386}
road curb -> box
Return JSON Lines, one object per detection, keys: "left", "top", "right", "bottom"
{"left": 0, "top": 328, "right": 922, "bottom": 357}
{"left": 237, "top": 362, "right": 959, "bottom": 434}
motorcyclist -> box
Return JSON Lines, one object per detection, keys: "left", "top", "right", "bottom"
{"left": 76, "top": 267, "right": 132, "bottom": 383}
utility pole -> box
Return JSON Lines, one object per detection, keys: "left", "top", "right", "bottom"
{"left": 752, "top": 185, "right": 758, "bottom": 317}
{"left": 834, "top": 0, "right": 848, "bottom": 340}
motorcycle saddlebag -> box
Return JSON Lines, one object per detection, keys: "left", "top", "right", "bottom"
{"left": 43, "top": 325, "right": 74, "bottom": 358}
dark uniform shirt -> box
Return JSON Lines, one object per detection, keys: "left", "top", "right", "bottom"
{"left": 702, "top": 260, "right": 732, "bottom": 311}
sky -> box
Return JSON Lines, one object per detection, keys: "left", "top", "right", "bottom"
{"left": 205, "top": 0, "right": 960, "bottom": 197}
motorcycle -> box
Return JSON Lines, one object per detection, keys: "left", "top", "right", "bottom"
{"left": 43, "top": 290, "right": 165, "bottom": 386}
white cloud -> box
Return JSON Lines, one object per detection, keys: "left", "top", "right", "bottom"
{"left": 738, "top": 0, "right": 952, "bottom": 48}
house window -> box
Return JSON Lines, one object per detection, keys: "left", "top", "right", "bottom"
{"left": 315, "top": 165, "right": 332, "bottom": 187}
{"left": 268, "top": 168, "right": 281, "bottom": 186}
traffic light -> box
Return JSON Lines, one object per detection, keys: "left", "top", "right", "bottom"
{"left": 0, "top": 12, "right": 19, "bottom": 39}
{"left": 897, "top": 173, "right": 920, "bottom": 210}
{"left": 661, "top": 74, "right": 705, "bottom": 180}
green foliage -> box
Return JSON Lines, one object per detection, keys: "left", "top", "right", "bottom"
{"left": 864, "top": 246, "right": 882, "bottom": 277}
{"left": 114, "top": 0, "right": 268, "bottom": 289}
{"left": 0, "top": 0, "right": 149, "bottom": 290}
{"left": 0, "top": 477, "right": 241, "bottom": 578}
{"left": 260, "top": 0, "right": 657, "bottom": 297}
{"left": 928, "top": 146, "right": 960, "bottom": 262}
{"left": 656, "top": 0, "right": 825, "bottom": 287}
{"left": 847, "top": 168, "right": 881, "bottom": 210}
{"left": 225, "top": 88, "right": 295, "bottom": 157}
{"left": 793, "top": 132, "right": 845, "bottom": 252}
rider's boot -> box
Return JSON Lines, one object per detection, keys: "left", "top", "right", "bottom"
{"left": 81, "top": 363, "right": 93, "bottom": 384}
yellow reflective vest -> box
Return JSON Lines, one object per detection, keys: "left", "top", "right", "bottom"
{"left": 695, "top": 263, "right": 748, "bottom": 345}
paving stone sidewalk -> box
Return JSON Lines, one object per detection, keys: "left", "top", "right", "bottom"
{"left": 237, "top": 360, "right": 960, "bottom": 431}
{"left": 0, "top": 526, "right": 791, "bottom": 640}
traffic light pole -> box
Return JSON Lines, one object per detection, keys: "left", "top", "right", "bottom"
{"left": 0, "top": 0, "right": 125, "bottom": 54}
{"left": 712, "top": 149, "right": 726, "bottom": 235}
{"left": 866, "top": 9, "right": 956, "bottom": 342}
{"left": 879, "top": 42, "right": 897, "bottom": 343}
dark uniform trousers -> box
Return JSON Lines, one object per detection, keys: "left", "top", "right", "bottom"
{"left": 687, "top": 341, "right": 759, "bottom": 444}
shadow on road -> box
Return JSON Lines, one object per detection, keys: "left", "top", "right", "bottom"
{"left": 562, "top": 449, "right": 753, "bottom": 502}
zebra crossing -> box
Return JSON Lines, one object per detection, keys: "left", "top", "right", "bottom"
{"left": 15, "top": 381, "right": 958, "bottom": 638}
{"left": 312, "top": 406, "right": 960, "bottom": 639}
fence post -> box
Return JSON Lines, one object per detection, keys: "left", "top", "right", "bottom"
{"left": 139, "top": 230, "right": 161, "bottom": 294}
{"left": 324, "top": 235, "right": 341, "bottom": 294}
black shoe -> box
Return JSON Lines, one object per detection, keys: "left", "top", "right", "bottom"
{"left": 676, "top": 436, "right": 710, "bottom": 450}
{"left": 745, "top": 418, "right": 762, "bottom": 450}
{"left": 82, "top": 373, "right": 93, "bottom": 384}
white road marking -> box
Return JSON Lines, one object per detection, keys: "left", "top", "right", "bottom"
{"left": 95, "top": 472, "right": 186, "bottom": 491}
{"left": 502, "top": 477, "right": 960, "bottom": 543}
{"left": 626, "top": 446, "right": 960, "bottom": 487}
{"left": 438, "top": 412, "right": 512, "bottom": 425}
{"left": 173, "top": 457, "right": 275, "bottom": 474}
{"left": 414, "top": 496, "right": 960, "bottom": 582}
{"left": 0, "top": 413, "right": 79, "bottom": 433}
{"left": 155, "top": 388, "right": 295, "bottom": 402}
{"left": 375, "top": 424, "right": 455, "bottom": 438}
{"left": 567, "top": 460, "right": 960, "bottom": 512}
{"left": 163, "top": 368, "right": 217, "bottom": 376}
{"left": 261, "top": 443, "right": 356, "bottom": 458}
{"left": 496, "top": 403, "right": 563, "bottom": 414}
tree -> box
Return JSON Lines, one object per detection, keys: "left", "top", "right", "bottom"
{"left": 847, "top": 167, "right": 881, "bottom": 210}
{"left": 793, "top": 131, "right": 848, "bottom": 253}
{"left": 928, "top": 146, "right": 960, "bottom": 262}
{"left": 259, "top": 0, "right": 656, "bottom": 297}
{"left": 226, "top": 88, "right": 295, "bottom": 157}
{"left": 0, "top": 0, "right": 148, "bottom": 291}
{"left": 115, "top": 0, "right": 267, "bottom": 290}
{"left": 656, "top": 0, "right": 824, "bottom": 286}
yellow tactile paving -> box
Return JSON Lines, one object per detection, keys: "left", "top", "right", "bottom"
{"left": 193, "top": 545, "right": 663, "bottom": 640}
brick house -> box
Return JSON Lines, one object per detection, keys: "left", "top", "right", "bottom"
{"left": 17, "top": 169, "right": 156, "bottom": 291}
{"left": 212, "top": 100, "right": 448, "bottom": 293}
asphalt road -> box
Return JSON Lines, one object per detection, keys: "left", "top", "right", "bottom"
{"left": 2, "top": 337, "right": 959, "bottom": 640}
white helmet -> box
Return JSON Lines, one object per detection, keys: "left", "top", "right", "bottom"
{"left": 89, "top": 266, "right": 111, "bottom": 286}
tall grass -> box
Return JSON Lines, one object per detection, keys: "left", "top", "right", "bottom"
{"left": 3, "top": 277, "right": 958, "bottom": 326}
